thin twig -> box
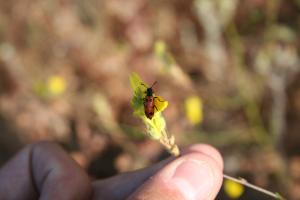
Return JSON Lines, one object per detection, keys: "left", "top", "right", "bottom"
{"left": 223, "top": 174, "right": 284, "bottom": 199}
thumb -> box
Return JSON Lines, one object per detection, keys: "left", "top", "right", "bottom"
{"left": 127, "top": 150, "right": 223, "bottom": 200}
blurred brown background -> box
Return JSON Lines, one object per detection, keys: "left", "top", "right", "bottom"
{"left": 0, "top": 0, "right": 300, "bottom": 199}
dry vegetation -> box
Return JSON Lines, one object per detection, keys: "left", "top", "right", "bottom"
{"left": 0, "top": 0, "right": 300, "bottom": 199}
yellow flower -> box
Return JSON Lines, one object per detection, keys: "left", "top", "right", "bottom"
{"left": 47, "top": 75, "right": 66, "bottom": 96}
{"left": 224, "top": 179, "right": 245, "bottom": 199}
{"left": 129, "top": 72, "right": 179, "bottom": 156}
{"left": 184, "top": 96, "right": 203, "bottom": 125}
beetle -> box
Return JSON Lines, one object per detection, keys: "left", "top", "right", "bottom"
{"left": 141, "top": 81, "right": 163, "bottom": 119}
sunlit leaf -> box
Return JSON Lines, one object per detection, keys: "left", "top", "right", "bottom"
{"left": 129, "top": 72, "right": 147, "bottom": 117}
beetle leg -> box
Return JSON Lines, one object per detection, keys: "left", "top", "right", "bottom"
{"left": 154, "top": 97, "right": 165, "bottom": 102}
{"left": 141, "top": 83, "right": 147, "bottom": 88}
{"left": 154, "top": 105, "right": 158, "bottom": 111}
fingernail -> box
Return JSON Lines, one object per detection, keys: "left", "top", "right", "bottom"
{"left": 168, "top": 159, "right": 214, "bottom": 200}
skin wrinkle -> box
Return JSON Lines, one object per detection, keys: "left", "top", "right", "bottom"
{"left": 31, "top": 143, "right": 57, "bottom": 195}
{"left": 33, "top": 142, "right": 92, "bottom": 200}
{"left": 31, "top": 143, "right": 54, "bottom": 195}
{"left": 28, "top": 144, "right": 39, "bottom": 197}
{"left": 0, "top": 141, "right": 92, "bottom": 200}
{"left": 0, "top": 145, "right": 37, "bottom": 200}
{"left": 25, "top": 146, "right": 40, "bottom": 199}
{"left": 38, "top": 168, "right": 53, "bottom": 196}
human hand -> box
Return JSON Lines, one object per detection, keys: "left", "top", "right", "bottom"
{"left": 0, "top": 142, "right": 223, "bottom": 200}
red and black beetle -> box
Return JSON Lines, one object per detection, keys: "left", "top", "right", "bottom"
{"left": 141, "top": 81, "right": 163, "bottom": 119}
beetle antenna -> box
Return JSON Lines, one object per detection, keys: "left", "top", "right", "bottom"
{"left": 150, "top": 81, "right": 157, "bottom": 88}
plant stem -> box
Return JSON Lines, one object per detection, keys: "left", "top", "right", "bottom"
{"left": 223, "top": 174, "right": 284, "bottom": 199}
{"left": 159, "top": 129, "right": 180, "bottom": 156}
